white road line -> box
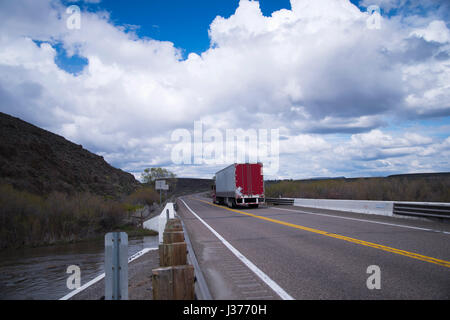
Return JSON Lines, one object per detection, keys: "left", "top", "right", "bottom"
{"left": 59, "top": 247, "right": 157, "bottom": 300}
{"left": 179, "top": 198, "right": 294, "bottom": 300}
{"left": 271, "top": 207, "right": 450, "bottom": 235}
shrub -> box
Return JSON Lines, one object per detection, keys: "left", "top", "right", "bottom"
{"left": 125, "top": 186, "right": 159, "bottom": 207}
{"left": 0, "top": 183, "right": 129, "bottom": 249}
{"left": 265, "top": 176, "right": 450, "bottom": 202}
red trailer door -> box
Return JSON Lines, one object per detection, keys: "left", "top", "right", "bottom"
{"left": 236, "top": 163, "right": 264, "bottom": 196}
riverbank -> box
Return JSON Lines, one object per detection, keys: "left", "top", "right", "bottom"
{"left": 0, "top": 235, "right": 159, "bottom": 300}
{"left": 0, "top": 183, "right": 161, "bottom": 250}
{"left": 0, "top": 227, "right": 158, "bottom": 252}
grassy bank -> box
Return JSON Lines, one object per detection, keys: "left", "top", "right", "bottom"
{"left": 265, "top": 175, "right": 450, "bottom": 202}
{"left": 0, "top": 183, "right": 160, "bottom": 250}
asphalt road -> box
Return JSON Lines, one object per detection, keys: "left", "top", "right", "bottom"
{"left": 177, "top": 194, "right": 450, "bottom": 300}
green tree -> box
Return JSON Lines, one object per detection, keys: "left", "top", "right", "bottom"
{"left": 141, "top": 167, "right": 176, "bottom": 184}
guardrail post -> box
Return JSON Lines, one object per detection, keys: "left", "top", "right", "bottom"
{"left": 105, "top": 232, "right": 128, "bottom": 300}
{"left": 152, "top": 212, "right": 194, "bottom": 300}
{"left": 165, "top": 218, "right": 183, "bottom": 231}
{"left": 152, "top": 265, "right": 194, "bottom": 300}
{"left": 163, "top": 231, "right": 185, "bottom": 244}
{"left": 159, "top": 242, "right": 187, "bottom": 267}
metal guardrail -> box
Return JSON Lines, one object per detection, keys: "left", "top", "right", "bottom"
{"left": 178, "top": 213, "right": 212, "bottom": 300}
{"left": 393, "top": 203, "right": 450, "bottom": 219}
{"left": 266, "top": 198, "right": 294, "bottom": 205}
{"left": 267, "top": 197, "right": 450, "bottom": 220}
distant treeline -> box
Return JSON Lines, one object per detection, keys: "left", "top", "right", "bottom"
{"left": 0, "top": 184, "right": 159, "bottom": 250}
{"left": 265, "top": 174, "right": 450, "bottom": 202}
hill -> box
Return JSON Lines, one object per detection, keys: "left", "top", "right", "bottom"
{"left": 0, "top": 112, "right": 139, "bottom": 198}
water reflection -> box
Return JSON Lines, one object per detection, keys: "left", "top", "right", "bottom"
{"left": 0, "top": 235, "right": 158, "bottom": 300}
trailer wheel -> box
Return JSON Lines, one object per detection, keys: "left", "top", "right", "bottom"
{"left": 226, "top": 198, "right": 236, "bottom": 208}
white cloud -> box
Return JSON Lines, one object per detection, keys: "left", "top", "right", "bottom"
{"left": 411, "top": 20, "right": 450, "bottom": 43}
{"left": 0, "top": 0, "right": 449, "bottom": 179}
{"left": 360, "top": 0, "right": 407, "bottom": 12}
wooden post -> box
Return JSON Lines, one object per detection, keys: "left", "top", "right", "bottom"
{"left": 152, "top": 267, "right": 174, "bottom": 300}
{"left": 172, "top": 265, "right": 195, "bottom": 300}
{"left": 152, "top": 215, "right": 194, "bottom": 300}
{"left": 165, "top": 224, "right": 183, "bottom": 232}
{"left": 166, "top": 218, "right": 181, "bottom": 225}
{"left": 165, "top": 218, "right": 182, "bottom": 231}
{"left": 159, "top": 242, "right": 187, "bottom": 267}
{"left": 152, "top": 265, "right": 195, "bottom": 300}
{"left": 163, "top": 231, "right": 185, "bottom": 244}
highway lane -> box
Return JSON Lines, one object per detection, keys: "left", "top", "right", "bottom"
{"left": 177, "top": 194, "right": 450, "bottom": 300}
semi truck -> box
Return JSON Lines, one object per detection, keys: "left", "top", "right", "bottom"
{"left": 212, "top": 163, "right": 265, "bottom": 208}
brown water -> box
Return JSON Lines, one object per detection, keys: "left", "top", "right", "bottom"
{"left": 0, "top": 235, "right": 158, "bottom": 300}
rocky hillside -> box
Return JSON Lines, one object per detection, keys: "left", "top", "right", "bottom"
{"left": 0, "top": 112, "right": 139, "bottom": 198}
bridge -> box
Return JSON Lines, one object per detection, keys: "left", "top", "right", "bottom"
{"left": 176, "top": 194, "right": 450, "bottom": 299}
{"left": 61, "top": 194, "right": 450, "bottom": 300}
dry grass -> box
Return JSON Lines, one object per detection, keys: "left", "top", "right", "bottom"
{"left": 0, "top": 183, "right": 160, "bottom": 249}
{"left": 265, "top": 176, "right": 450, "bottom": 202}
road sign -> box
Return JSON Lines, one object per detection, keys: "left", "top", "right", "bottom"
{"left": 156, "top": 180, "right": 169, "bottom": 190}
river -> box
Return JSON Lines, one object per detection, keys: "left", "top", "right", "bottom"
{"left": 0, "top": 235, "right": 159, "bottom": 300}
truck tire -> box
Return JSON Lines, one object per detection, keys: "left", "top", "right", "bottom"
{"left": 226, "top": 198, "right": 236, "bottom": 208}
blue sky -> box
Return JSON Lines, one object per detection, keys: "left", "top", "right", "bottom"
{"left": 56, "top": 0, "right": 392, "bottom": 70}
{"left": 0, "top": 0, "right": 449, "bottom": 180}
{"left": 67, "top": 0, "right": 292, "bottom": 56}
{"left": 57, "top": 0, "right": 293, "bottom": 72}
{"left": 58, "top": 0, "right": 449, "bottom": 60}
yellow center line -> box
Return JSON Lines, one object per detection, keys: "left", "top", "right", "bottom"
{"left": 193, "top": 198, "right": 450, "bottom": 268}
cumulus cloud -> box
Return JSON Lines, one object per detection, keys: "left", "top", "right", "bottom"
{"left": 411, "top": 20, "right": 450, "bottom": 43}
{"left": 0, "top": 0, "right": 449, "bottom": 179}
